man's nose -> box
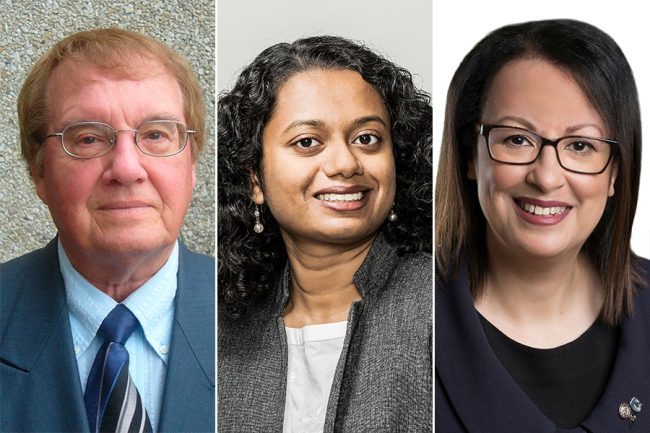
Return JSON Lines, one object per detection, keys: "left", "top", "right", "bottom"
{"left": 101, "top": 131, "right": 148, "bottom": 185}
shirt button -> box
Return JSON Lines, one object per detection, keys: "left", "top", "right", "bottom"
{"left": 74, "top": 345, "right": 80, "bottom": 354}
{"left": 160, "top": 345, "right": 169, "bottom": 354}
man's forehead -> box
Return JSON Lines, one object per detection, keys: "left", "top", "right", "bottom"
{"left": 44, "top": 57, "right": 184, "bottom": 128}
{"left": 45, "top": 57, "right": 181, "bottom": 113}
{"left": 51, "top": 56, "right": 171, "bottom": 83}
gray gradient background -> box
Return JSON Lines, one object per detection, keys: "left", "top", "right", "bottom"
{"left": 0, "top": 0, "right": 215, "bottom": 262}
{"left": 218, "top": 0, "right": 432, "bottom": 97}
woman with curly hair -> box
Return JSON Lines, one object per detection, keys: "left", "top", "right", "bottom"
{"left": 218, "top": 36, "right": 432, "bottom": 432}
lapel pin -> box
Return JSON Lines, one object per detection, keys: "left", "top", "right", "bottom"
{"left": 630, "top": 397, "right": 643, "bottom": 413}
{"left": 619, "top": 397, "right": 642, "bottom": 424}
{"left": 619, "top": 402, "right": 636, "bottom": 422}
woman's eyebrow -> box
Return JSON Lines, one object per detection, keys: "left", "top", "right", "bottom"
{"left": 282, "top": 115, "right": 388, "bottom": 134}
{"left": 352, "top": 115, "right": 388, "bottom": 127}
{"left": 565, "top": 123, "right": 604, "bottom": 136}
{"left": 493, "top": 116, "right": 604, "bottom": 136}
{"left": 282, "top": 119, "right": 326, "bottom": 134}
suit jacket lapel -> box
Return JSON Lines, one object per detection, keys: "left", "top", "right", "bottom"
{"left": 435, "top": 261, "right": 555, "bottom": 433}
{"left": 158, "top": 244, "right": 215, "bottom": 432}
{"left": 582, "top": 272, "right": 650, "bottom": 432}
{"left": 0, "top": 239, "right": 88, "bottom": 432}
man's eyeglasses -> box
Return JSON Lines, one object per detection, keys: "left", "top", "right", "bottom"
{"left": 41, "top": 120, "right": 195, "bottom": 159}
{"left": 479, "top": 124, "right": 617, "bottom": 175}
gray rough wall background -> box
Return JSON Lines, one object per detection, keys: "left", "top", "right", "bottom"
{"left": 0, "top": 0, "right": 215, "bottom": 262}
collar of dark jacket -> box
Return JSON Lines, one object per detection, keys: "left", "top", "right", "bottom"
{"left": 270, "top": 232, "right": 400, "bottom": 315}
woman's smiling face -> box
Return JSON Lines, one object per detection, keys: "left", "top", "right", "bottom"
{"left": 252, "top": 68, "right": 396, "bottom": 247}
{"left": 470, "top": 58, "right": 617, "bottom": 260}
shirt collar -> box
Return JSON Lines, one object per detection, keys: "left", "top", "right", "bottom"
{"left": 59, "top": 240, "right": 179, "bottom": 362}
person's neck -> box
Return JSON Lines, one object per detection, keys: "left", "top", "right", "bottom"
{"left": 281, "top": 233, "right": 375, "bottom": 328}
{"left": 475, "top": 235, "right": 602, "bottom": 349}
{"left": 62, "top": 241, "right": 175, "bottom": 302}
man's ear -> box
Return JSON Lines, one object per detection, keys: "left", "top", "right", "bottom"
{"left": 31, "top": 165, "right": 48, "bottom": 205}
{"left": 251, "top": 171, "right": 264, "bottom": 205}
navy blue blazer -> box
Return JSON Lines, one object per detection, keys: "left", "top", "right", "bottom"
{"left": 436, "top": 257, "right": 650, "bottom": 433}
{"left": 0, "top": 239, "right": 215, "bottom": 432}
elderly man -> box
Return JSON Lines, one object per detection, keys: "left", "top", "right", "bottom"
{"left": 0, "top": 29, "right": 214, "bottom": 432}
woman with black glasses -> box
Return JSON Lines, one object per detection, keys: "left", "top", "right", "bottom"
{"left": 435, "top": 19, "right": 649, "bottom": 432}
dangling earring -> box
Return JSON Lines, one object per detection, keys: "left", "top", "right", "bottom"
{"left": 388, "top": 202, "right": 398, "bottom": 222}
{"left": 253, "top": 205, "right": 264, "bottom": 233}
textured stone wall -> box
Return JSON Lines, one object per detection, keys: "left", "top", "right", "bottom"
{"left": 0, "top": 0, "right": 215, "bottom": 261}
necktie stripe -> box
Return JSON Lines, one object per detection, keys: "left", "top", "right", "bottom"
{"left": 85, "top": 305, "right": 152, "bottom": 433}
{"left": 131, "top": 392, "right": 144, "bottom": 433}
{"left": 116, "top": 376, "right": 138, "bottom": 433}
{"left": 99, "top": 344, "right": 128, "bottom": 419}
{"left": 100, "top": 361, "right": 130, "bottom": 431}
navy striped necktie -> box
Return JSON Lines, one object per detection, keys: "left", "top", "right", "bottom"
{"left": 84, "top": 304, "right": 153, "bottom": 433}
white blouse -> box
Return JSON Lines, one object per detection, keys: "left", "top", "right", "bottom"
{"left": 283, "top": 321, "right": 348, "bottom": 433}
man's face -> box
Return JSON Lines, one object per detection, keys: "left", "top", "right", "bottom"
{"left": 36, "top": 60, "right": 196, "bottom": 263}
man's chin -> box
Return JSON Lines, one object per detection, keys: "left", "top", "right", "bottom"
{"left": 61, "top": 230, "right": 176, "bottom": 260}
{"left": 94, "top": 235, "right": 175, "bottom": 258}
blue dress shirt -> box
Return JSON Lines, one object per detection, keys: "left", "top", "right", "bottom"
{"left": 58, "top": 241, "right": 178, "bottom": 432}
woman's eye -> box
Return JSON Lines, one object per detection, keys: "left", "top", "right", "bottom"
{"left": 295, "top": 137, "right": 320, "bottom": 149}
{"left": 505, "top": 135, "right": 532, "bottom": 146}
{"left": 565, "top": 140, "right": 595, "bottom": 154}
{"left": 354, "top": 134, "right": 379, "bottom": 145}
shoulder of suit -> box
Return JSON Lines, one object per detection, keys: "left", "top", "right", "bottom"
{"left": 179, "top": 243, "right": 215, "bottom": 272}
{"left": 1, "top": 241, "right": 57, "bottom": 290}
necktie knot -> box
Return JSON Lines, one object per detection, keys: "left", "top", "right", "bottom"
{"left": 98, "top": 304, "right": 139, "bottom": 345}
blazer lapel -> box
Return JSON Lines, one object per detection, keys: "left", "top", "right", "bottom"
{"left": 435, "top": 262, "right": 556, "bottom": 433}
{"left": 582, "top": 276, "right": 650, "bottom": 432}
{"left": 0, "top": 240, "right": 88, "bottom": 432}
{"left": 437, "top": 257, "right": 650, "bottom": 433}
{"left": 158, "top": 245, "right": 215, "bottom": 433}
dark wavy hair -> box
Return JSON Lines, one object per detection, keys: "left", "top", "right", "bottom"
{"left": 436, "top": 19, "right": 645, "bottom": 325}
{"left": 219, "top": 35, "right": 432, "bottom": 319}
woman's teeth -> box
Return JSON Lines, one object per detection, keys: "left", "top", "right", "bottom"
{"left": 317, "top": 192, "right": 364, "bottom": 202}
{"left": 519, "top": 201, "right": 569, "bottom": 216}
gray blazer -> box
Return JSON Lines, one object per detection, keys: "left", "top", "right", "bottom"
{"left": 218, "top": 234, "right": 432, "bottom": 432}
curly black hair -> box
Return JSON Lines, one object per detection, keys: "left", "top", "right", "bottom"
{"left": 218, "top": 35, "right": 432, "bottom": 319}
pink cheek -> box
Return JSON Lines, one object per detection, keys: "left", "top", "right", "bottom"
{"left": 566, "top": 177, "right": 609, "bottom": 204}
{"left": 46, "top": 165, "right": 102, "bottom": 201}
{"left": 488, "top": 164, "right": 526, "bottom": 188}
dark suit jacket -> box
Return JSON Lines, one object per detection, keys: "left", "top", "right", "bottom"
{"left": 0, "top": 239, "right": 214, "bottom": 433}
{"left": 435, "top": 256, "right": 650, "bottom": 433}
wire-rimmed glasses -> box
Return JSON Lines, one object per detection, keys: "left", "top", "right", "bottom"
{"left": 41, "top": 120, "right": 195, "bottom": 159}
{"left": 479, "top": 124, "right": 617, "bottom": 175}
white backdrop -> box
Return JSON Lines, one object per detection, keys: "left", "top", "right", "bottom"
{"left": 433, "top": 0, "right": 650, "bottom": 258}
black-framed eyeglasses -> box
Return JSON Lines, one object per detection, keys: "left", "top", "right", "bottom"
{"left": 479, "top": 124, "right": 617, "bottom": 175}
{"left": 41, "top": 120, "right": 195, "bottom": 159}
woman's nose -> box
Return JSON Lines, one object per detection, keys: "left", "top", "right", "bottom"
{"left": 525, "top": 145, "right": 566, "bottom": 192}
{"left": 322, "top": 141, "right": 363, "bottom": 178}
